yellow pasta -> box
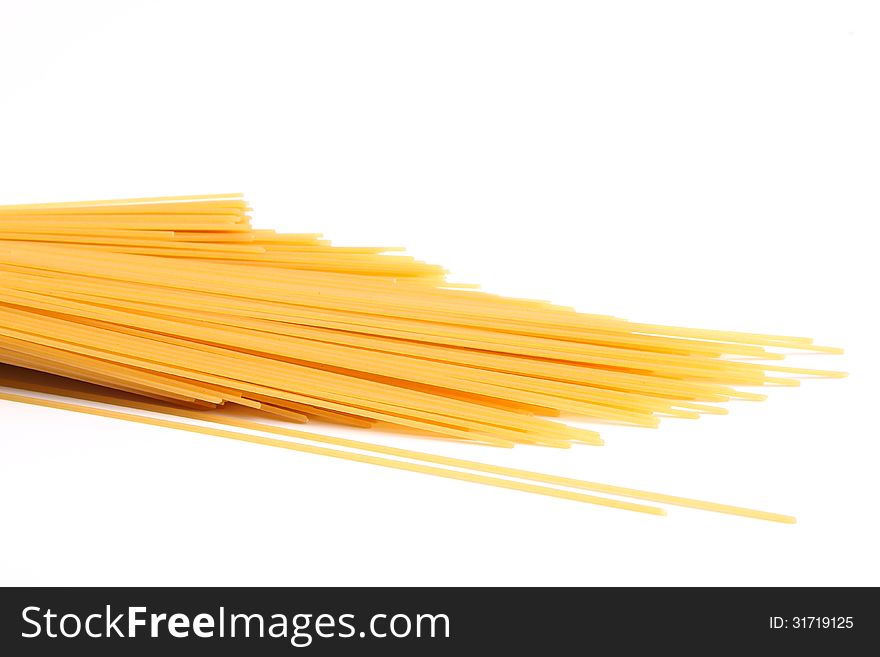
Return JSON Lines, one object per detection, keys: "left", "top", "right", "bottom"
{"left": 0, "top": 378, "right": 794, "bottom": 522}
{"left": 0, "top": 193, "right": 845, "bottom": 520}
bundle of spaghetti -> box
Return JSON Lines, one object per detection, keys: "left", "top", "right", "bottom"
{"left": 0, "top": 193, "right": 845, "bottom": 449}
{"left": 0, "top": 193, "right": 845, "bottom": 520}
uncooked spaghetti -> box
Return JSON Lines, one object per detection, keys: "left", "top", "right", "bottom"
{"left": 0, "top": 193, "right": 845, "bottom": 521}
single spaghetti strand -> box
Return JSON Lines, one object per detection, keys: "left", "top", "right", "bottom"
{"left": 0, "top": 193, "right": 244, "bottom": 210}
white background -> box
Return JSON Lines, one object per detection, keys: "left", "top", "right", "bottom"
{"left": 0, "top": 1, "right": 877, "bottom": 586}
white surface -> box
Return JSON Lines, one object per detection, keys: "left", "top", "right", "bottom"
{"left": 0, "top": 0, "right": 877, "bottom": 587}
